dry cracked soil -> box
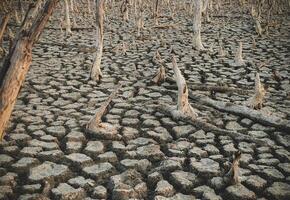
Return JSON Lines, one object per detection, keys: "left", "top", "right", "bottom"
{"left": 0, "top": 2, "right": 290, "bottom": 200}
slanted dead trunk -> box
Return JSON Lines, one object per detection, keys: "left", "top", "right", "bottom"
{"left": 90, "top": 0, "right": 105, "bottom": 81}
{"left": 0, "top": 0, "right": 59, "bottom": 140}
{"left": 192, "top": 0, "right": 205, "bottom": 50}
{"left": 172, "top": 56, "right": 198, "bottom": 119}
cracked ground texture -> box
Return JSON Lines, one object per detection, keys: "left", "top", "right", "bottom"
{"left": 0, "top": 1, "right": 290, "bottom": 200}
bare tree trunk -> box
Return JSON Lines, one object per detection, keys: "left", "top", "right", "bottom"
{"left": 153, "top": 0, "right": 159, "bottom": 25}
{"left": 0, "top": 14, "right": 10, "bottom": 46}
{"left": 90, "top": 0, "right": 105, "bottom": 81}
{"left": 64, "top": 0, "right": 72, "bottom": 35}
{"left": 0, "top": 0, "right": 59, "bottom": 140}
{"left": 192, "top": 0, "right": 205, "bottom": 50}
{"left": 172, "top": 56, "right": 198, "bottom": 119}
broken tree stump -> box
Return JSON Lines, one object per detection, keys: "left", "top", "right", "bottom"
{"left": 86, "top": 84, "right": 122, "bottom": 140}
{"left": 172, "top": 55, "right": 198, "bottom": 120}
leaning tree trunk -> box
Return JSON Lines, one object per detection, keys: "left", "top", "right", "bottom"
{"left": 90, "top": 0, "right": 105, "bottom": 81}
{"left": 192, "top": 0, "right": 204, "bottom": 50}
{"left": 0, "top": 0, "right": 59, "bottom": 140}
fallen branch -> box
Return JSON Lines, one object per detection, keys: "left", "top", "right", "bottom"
{"left": 189, "top": 93, "right": 290, "bottom": 131}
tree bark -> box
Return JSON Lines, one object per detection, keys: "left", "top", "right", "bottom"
{"left": 192, "top": 0, "right": 204, "bottom": 50}
{"left": 0, "top": 0, "right": 59, "bottom": 140}
{"left": 90, "top": 0, "right": 105, "bottom": 81}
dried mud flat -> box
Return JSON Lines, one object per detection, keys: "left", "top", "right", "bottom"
{"left": 0, "top": 3, "right": 290, "bottom": 200}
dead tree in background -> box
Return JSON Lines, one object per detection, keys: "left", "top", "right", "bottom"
{"left": 90, "top": 0, "right": 105, "bottom": 81}
{"left": 0, "top": 0, "right": 59, "bottom": 140}
{"left": 0, "top": 0, "right": 12, "bottom": 56}
{"left": 64, "top": 0, "right": 72, "bottom": 35}
{"left": 192, "top": 0, "right": 205, "bottom": 50}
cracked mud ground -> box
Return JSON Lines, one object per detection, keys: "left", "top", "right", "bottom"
{"left": 0, "top": 3, "right": 290, "bottom": 200}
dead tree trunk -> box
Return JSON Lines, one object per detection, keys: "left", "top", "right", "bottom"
{"left": 192, "top": 0, "right": 205, "bottom": 50}
{"left": 153, "top": 0, "right": 159, "bottom": 25}
{"left": 0, "top": 15, "right": 10, "bottom": 45}
{"left": 90, "top": 0, "right": 105, "bottom": 81}
{"left": 64, "top": 0, "right": 72, "bottom": 35}
{"left": 0, "top": 14, "right": 9, "bottom": 57}
{"left": 172, "top": 56, "right": 198, "bottom": 119}
{"left": 0, "top": 0, "right": 59, "bottom": 140}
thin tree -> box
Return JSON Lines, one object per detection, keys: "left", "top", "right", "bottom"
{"left": 90, "top": 0, "right": 105, "bottom": 81}
{"left": 192, "top": 0, "right": 205, "bottom": 50}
